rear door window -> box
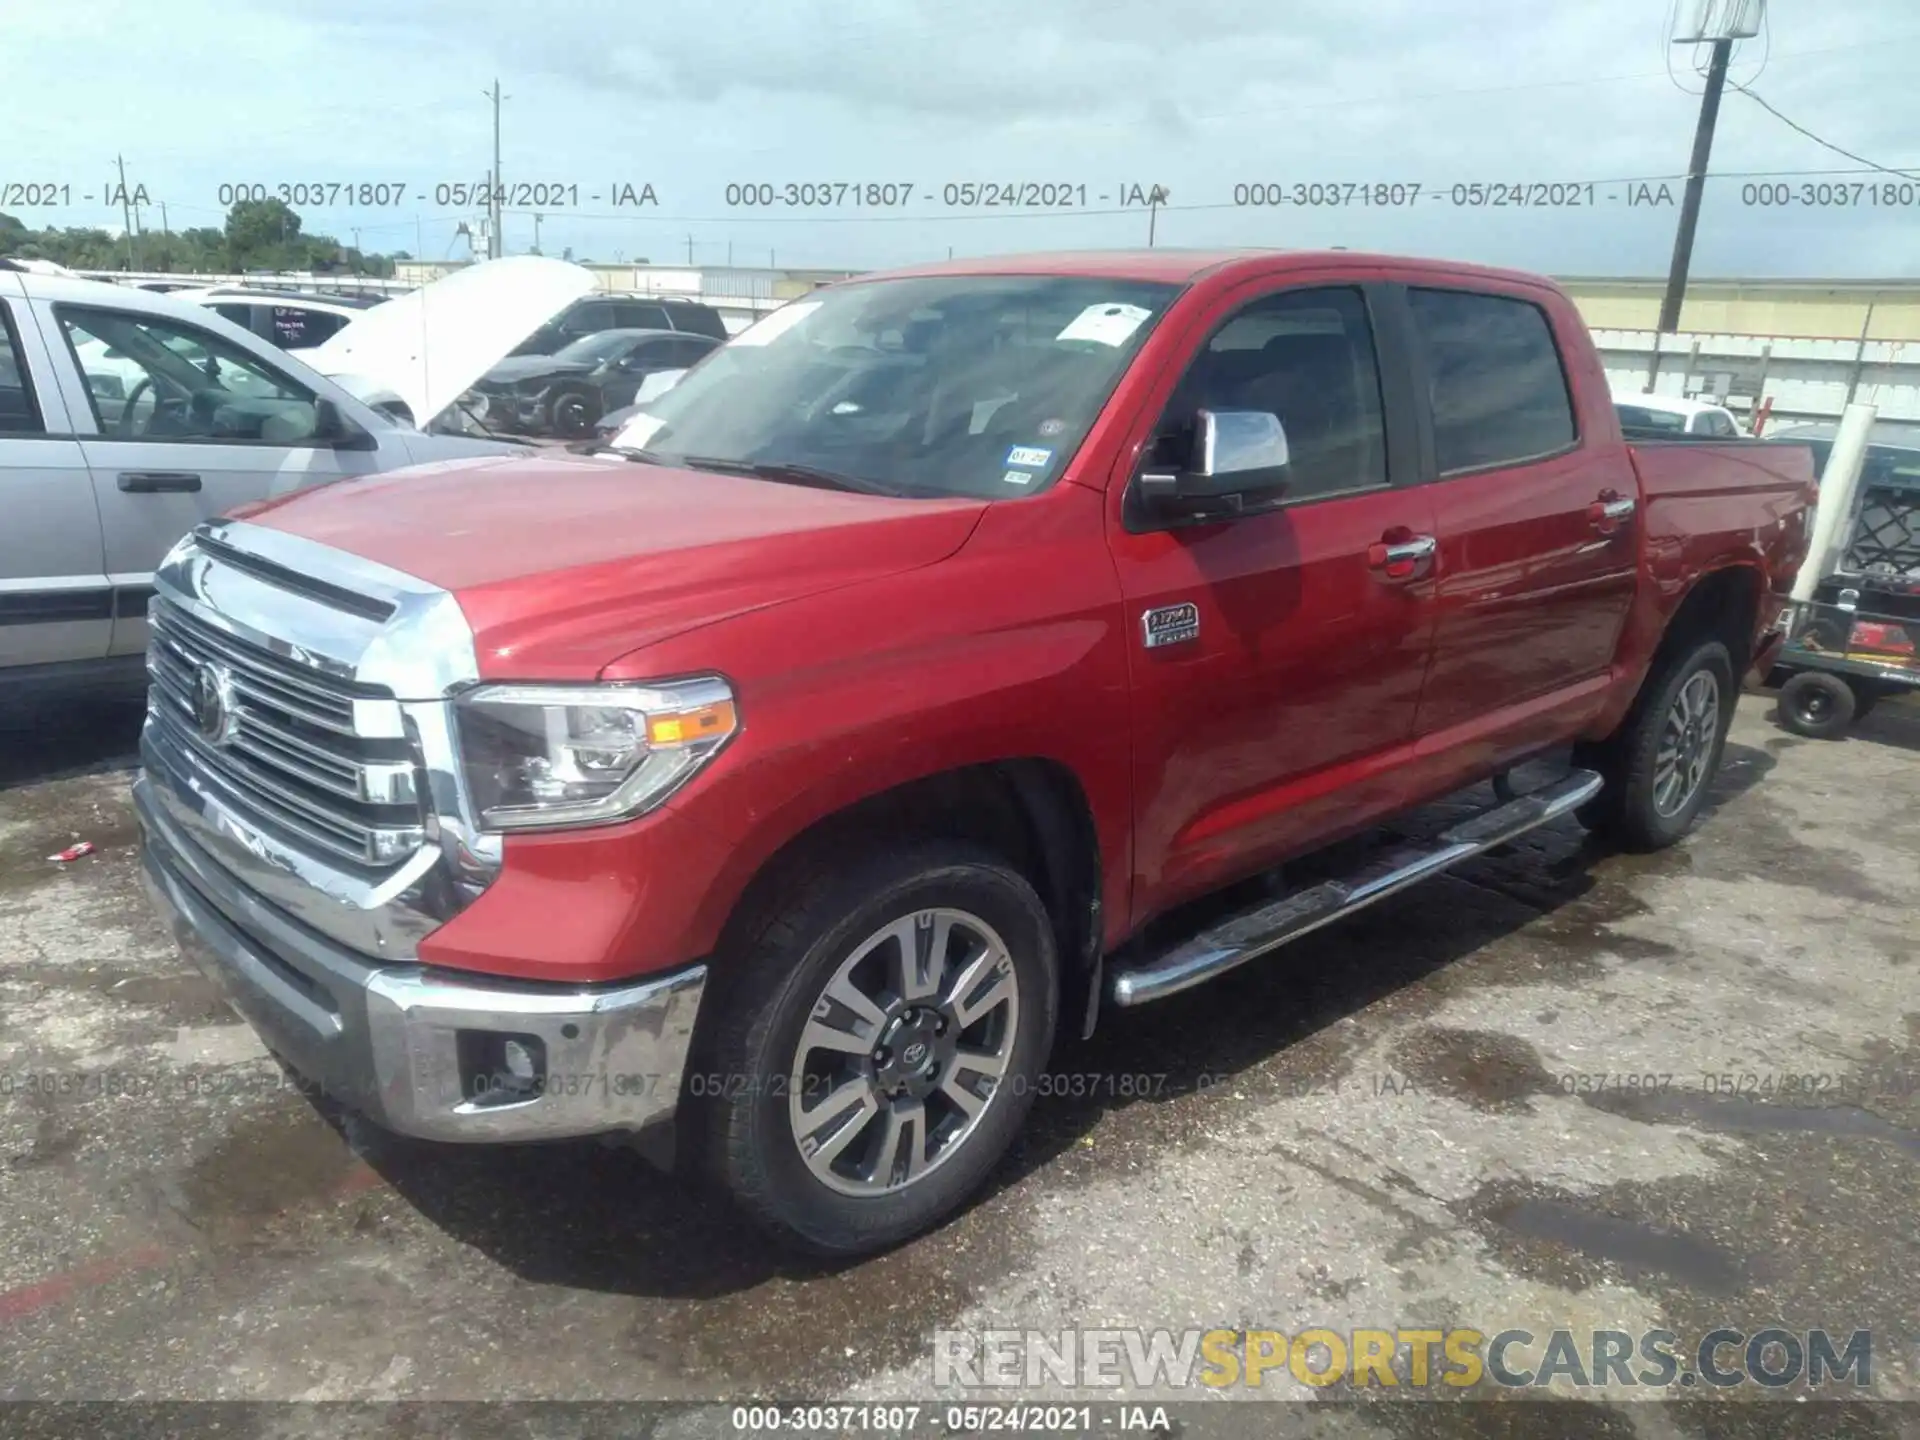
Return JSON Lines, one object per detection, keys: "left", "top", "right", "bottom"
{"left": 565, "top": 301, "right": 615, "bottom": 335}
{"left": 269, "top": 306, "right": 346, "bottom": 349}
{"left": 663, "top": 303, "right": 729, "bottom": 339}
{"left": 612, "top": 301, "right": 672, "bottom": 330}
{"left": 667, "top": 335, "right": 718, "bottom": 366}
{"left": 1408, "top": 288, "right": 1577, "bottom": 474}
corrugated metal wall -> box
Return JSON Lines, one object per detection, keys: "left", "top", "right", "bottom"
{"left": 1567, "top": 279, "right": 1920, "bottom": 427}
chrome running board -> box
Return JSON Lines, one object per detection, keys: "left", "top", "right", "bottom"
{"left": 1107, "top": 768, "right": 1604, "bottom": 1007}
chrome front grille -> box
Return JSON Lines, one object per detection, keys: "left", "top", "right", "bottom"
{"left": 147, "top": 598, "right": 426, "bottom": 869}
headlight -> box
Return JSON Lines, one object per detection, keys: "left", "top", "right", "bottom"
{"left": 453, "top": 677, "right": 737, "bottom": 831}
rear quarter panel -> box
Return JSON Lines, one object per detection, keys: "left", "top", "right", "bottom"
{"left": 1592, "top": 439, "right": 1815, "bottom": 734}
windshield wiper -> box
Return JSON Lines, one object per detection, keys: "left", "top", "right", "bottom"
{"left": 676, "top": 454, "right": 893, "bottom": 495}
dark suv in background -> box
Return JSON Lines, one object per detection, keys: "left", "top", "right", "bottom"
{"left": 510, "top": 295, "right": 728, "bottom": 356}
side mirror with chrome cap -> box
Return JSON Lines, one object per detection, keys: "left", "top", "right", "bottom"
{"left": 1137, "top": 408, "right": 1292, "bottom": 524}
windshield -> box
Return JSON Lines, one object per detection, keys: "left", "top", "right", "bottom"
{"left": 629, "top": 275, "right": 1179, "bottom": 498}
{"left": 556, "top": 331, "right": 643, "bottom": 365}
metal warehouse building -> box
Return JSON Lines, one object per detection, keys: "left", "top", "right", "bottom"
{"left": 1564, "top": 275, "right": 1920, "bottom": 429}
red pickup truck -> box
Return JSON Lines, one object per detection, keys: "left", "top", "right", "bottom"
{"left": 135, "top": 250, "right": 1813, "bottom": 1255}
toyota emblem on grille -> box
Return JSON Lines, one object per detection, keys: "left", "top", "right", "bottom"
{"left": 190, "top": 661, "right": 240, "bottom": 746}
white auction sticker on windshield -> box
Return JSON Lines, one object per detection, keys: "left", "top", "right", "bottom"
{"left": 729, "top": 300, "right": 822, "bottom": 347}
{"left": 613, "top": 412, "right": 666, "bottom": 448}
{"left": 1056, "top": 302, "right": 1151, "bottom": 347}
{"left": 1001, "top": 470, "right": 1035, "bottom": 486}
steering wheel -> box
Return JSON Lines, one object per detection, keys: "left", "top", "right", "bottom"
{"left": 115, "top": 377, "right": 153, "bottom": 435}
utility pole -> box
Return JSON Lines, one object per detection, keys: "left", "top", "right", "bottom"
{"left": 159, "top": 201, "right": 172, "bottom": 272}
{"left": 1658, "top": 1, "right": 1766, "bottom": 333}
{"left": 1658, "top": 39, "right": 1732, "bottom": 332}
{"left": 686, "top": 234, "right": 695, "bottom": 265}
{"left": 531, "top": 212, "right": 542, "bottom": 254}
{"left": 115, "top": 154, "right": 137, "bottom": 271}
{"left": 485, "top": 78, "right": 506, "bottom": 258}
{"left": 1146, "top": 185, "right": 1168, "bottom": 247}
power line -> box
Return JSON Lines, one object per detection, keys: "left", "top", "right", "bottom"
{"left": 1727, "top": 82, "right": 1919, "bottom": 181}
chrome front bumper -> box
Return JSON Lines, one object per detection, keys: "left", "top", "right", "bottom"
{"left": 136, "top": 776, "right": 705, "bottom": 1143}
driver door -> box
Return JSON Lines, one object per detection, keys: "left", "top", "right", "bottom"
{"left": 1105, "top": 280, "right": 1441, "bottom": 921}
{"left": 40, "top": 300, "right": 385, "bottom": 657}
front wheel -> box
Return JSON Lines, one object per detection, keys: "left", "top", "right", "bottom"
{"left": 546, "top": 385, "right": 599, "bottom": 437}
{"left": 1578, "top": 638, "right": 1734, "bottom": 851}
{"left": 696, "top": 843, "right": 1058, "bottom": 1255}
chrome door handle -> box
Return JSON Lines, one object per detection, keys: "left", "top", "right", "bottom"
{"left": 1588, "top": 492, "right": 1636, "bottom": 529}
{"left": 1367, "top": 533, "right": 1437, "bottom": 580}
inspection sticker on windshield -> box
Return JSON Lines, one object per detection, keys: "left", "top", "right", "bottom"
{"left": 613, "top": 412, "right": 666, "bottom": 448}
{"left": 1006, "top": 445, "right": 1053, "bottom": 469}
{"left": 730, "top": 300, "right": 821, "bottom": 347}
{"left": 1001, "top": 470, "right": 1035, "bottom": 486}
{"left": 1057, "top": 302, "right": 1151, "bottom": 347}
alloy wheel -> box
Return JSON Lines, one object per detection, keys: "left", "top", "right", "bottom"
{"left": 1653, "top": 669, "right": 1721, "bottom": 817}
{"left": 786, "top": 908, "right": 1020, "bottom": 1197}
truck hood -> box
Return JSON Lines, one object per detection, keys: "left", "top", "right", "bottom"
{"left": 306, "top": 257, "right": 597, "bottom": 427}
{"left": 239, "top": 453, "right": 987, "bottom": 678}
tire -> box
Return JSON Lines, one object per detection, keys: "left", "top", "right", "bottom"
{"left": 546, "top": 385, "right": 599, "bottom": 437}
{"left": 694, "top": 841, "right": 1058, "bottom": 1255}
{"left": 1777, "top": 670, "right": 1856, "bottom": 739}
{"left": 1578, "top": 638, "right": 1735, "bottom": 851}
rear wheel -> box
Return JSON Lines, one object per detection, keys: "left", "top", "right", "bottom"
{"left": 695, "top": 842, "right": 1057, "bottom": 1255}
{"left": 1578, "top": 638, "right": 1734, "bottom": 850}
{"left": 1777, "top": 670, "right": 1856, "bottom": 739}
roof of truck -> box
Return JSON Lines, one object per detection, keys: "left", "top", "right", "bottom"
{"left": 858, "top": 248, "right": 1564, "bottom": 289}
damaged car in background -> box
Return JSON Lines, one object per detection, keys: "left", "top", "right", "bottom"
{"left": 471, "top": 328, "right": 719, "bottom": 437}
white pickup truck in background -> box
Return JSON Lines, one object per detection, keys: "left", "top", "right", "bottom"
{"left": 0, "top": 257, "right": 596, "bottom": 699}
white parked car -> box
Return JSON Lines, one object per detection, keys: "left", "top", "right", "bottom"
{"left": 1612, "top": 389, "right": 1745, "bottom": 438}
{"left": 0, "top": 255, "right": 595, "bottom": 698}
{"left": 173, "top": 285, "right": 390, "bottom": 352}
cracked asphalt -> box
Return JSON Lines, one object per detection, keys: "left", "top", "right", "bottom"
{"left": 2, "top": 685, "right": 1918, "bottom": 1439}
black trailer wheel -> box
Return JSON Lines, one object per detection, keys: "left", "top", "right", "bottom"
{"left": 1851, "top": 684, "right": 1882, "bottom": 721}
{"left": 1778, "top": 671, "right": 1856, "bottom": 739}
{"left": 693, "top": 841, "right": 1058, "bottom": 1255}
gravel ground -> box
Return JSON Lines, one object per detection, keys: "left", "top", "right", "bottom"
{"left": 2, "top": 687, "right": 1918, "bottom": 1439}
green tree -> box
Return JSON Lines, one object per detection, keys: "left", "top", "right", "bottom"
{"left": 224, "top": 197, "right": 301, "bottom": 264}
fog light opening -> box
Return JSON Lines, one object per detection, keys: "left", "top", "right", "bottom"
{"left": 458, "top": 1030, "right": 549, "bottom": 1106}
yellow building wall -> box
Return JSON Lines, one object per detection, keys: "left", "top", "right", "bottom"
{"left": 1563, "top": 282, "right": 1920, "bottom": 342}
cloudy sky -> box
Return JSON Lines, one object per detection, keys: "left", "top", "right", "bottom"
{"left": 7, "top": 0, "right": 1918, "bottom": 275}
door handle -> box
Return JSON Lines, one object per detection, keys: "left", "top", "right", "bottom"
{"left": 117, "top": 471, "right": 203, "bottom": 493}
{"left": 1587, "top": 491, "right": 1636, "bottom": 531}
{"left": 1366, "top": 532, "right": 1437, "bottom": 581}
